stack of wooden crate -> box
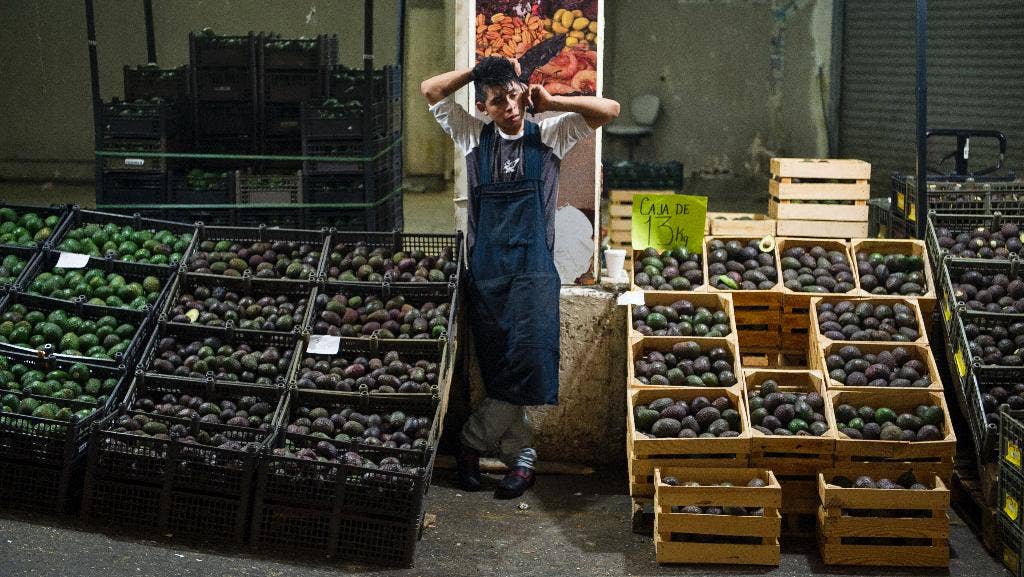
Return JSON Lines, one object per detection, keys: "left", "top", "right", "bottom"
{"left": 770, "top": 158, "right": 871, "bottom": 239}
{"left": 608, "top": 189, "right": 675, "bottom": 269}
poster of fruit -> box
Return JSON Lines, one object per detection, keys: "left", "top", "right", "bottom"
{"left": 475, "top": 0, "right": 598, "bottom": 96}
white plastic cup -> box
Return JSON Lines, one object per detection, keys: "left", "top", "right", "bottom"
{"left": 604, "top": 248, "right": 627, "bottom": 282}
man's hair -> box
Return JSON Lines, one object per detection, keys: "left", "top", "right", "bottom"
{"left": 473, "top": 56, "right": 520, "bottom": 104}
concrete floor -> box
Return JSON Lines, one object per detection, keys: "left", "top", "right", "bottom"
{"left": 0, "top": 468, "right": 1007, "bottom": 577}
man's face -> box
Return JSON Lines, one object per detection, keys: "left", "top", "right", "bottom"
{"left": 477, "top": 82, "right": 527, "bottom": 134}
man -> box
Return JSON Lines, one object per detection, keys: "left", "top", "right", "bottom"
{"left": 421, "top": 57, "right": 619, "bottom": 499}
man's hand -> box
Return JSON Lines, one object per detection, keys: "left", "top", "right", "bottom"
{"left": 527, "top": 84, "right": 554, "bottom": 114}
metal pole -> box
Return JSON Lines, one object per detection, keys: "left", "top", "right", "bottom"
{"left": 363, "top": 0, "right": 375, "bottom": 225}
{"left": 398, "top": 0, "right": 406, "bottom": 71}
{"left": 915, "top": 0, "right": 928, "bottom": 238}
{"left": 85, "top": 0, "right": 103, "bottom": 199}
{"left": 143, "top": 0, "right": 157, "bottom": 63}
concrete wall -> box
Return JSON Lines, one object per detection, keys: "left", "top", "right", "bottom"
{"left": 0, "top": 0, "right": 455, "bottom": 184}
{"left": 603, "top": 0, "right": 833, "bottom": 180}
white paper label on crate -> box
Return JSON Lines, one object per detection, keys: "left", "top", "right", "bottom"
{"left": 616, "top": 291, "right": 645, "bottom": 306}
{"left": 55, "top": 252, "right": 91, "bottom": 269}
{"left": 307, "top": 335, "right": 341, "bottom": 355}
{"left": 124, "top": 158, "right": 145, "bottom": 167}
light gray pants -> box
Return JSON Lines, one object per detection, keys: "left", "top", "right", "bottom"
{"left": 460, "top": 397, "right": 537, "bottom": 470}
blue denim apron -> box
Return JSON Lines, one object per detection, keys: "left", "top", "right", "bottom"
{"left": 467, "top": 121, "right": 560, "bottom": 406}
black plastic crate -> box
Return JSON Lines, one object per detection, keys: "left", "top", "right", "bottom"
{"left": 0, "top": 292, "right": 151, "bottom": 367}
{"left": 99, "top": 170, "right": 168, "bottom": 205}
{"left": 925, "top": 211, "right": 1024, "bottom": 274}
{"left": 305, "top": 279, "right": 455, "bottom": 343}
{"left": 0, "top": 352, "right": 129, "bottom": 466}
{"left": 262, "top": 69, "right": 326, "bottom": 103}
{"left": 0, "top": 202, "right": 69, "bottom": 249}
{"left": 140, "top": 321, "right": 299, "bottom": 386}
{"left": 321, "top": 230, "right": 462, "bottom": 285}
{"left": 302, "top": 135, "right": 399, "bottom": 176}
{"left": 289, "top": 335, "right": 447, "bottom": 396}
{"left": 100, "top": 140, "right": 172, "bottom": 173}
{"left": 102, "top": 100, "right": 184, "bottom": 141}
{"left": 194, "top": 67, "right": 256, "bottom": 101}
{"left": 938, "top": 257, "right": 1022, "bottom": 329}
{"left": 49, "top": 207, "right": 198, "bottom": 268}
{"left": 951, "top": 309, "right": 1024, "bottom": 396}
{"left": 236, "top": 207, "right": 306, "bottom": 230}
{"left": 260, "top": 34, "right": 338, "bottom": 70}
{"left": 303, "top": 192, "right": 403, "bottom": 233}
{"left": 189, "top": 31, "right": 257, "bottom": 69}
{"left": 0, "top": 456, "right": 86, "bottom": 515}
{"left": 235, "top": 171, "right": 303, "bottom": 205}
{"left": 327, "top": 65, "right": 400, "bottom": 102}
{"left": 185, "top": 224, "right": 329, "bottom": 280}
{"left": 160, "top": 272, "right": 315, "bottom": 334}
{"left": 132, "top": 206, "right": 235, "bottom": 227}
{"left": 168, "top": 169, "right": 236, "bottom": 205}
{"left": 1002, "top": 407, "right": 1024, "bottom": 493}
{"left": 19, "top": 250, "right": 175, "bottom": 316}
{"left": 301, "top": 100, "right": 391, "bottom": 142}
{"left": 124, "top": 64, "right": 191, "bottom": 102}
{"left": 893, "top": 174, "right": 1024, "bottom": 223}
{"left": 263, "top": 102, "right": 302, "bottom": 138}
{"left": 194, "top": 101, "right": 258, "bottom": 139}
{"left": 0, "top": 245, "right": 38, "bottom": 291}
{"left": 88, "top": 373, "right": 282, "bottom": 495}
{"left": 603, "top": 160, "right": 685, "bottom": 192}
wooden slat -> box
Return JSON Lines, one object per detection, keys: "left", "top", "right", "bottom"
{"left": 708, "top": 213, "right": 777, "bottom": 237}
{"left": 609, "top": 204, "right": 633, "bottom": 217}
{"left": 655, "top": 537, "right": 781, "bottom": 565}
{"left": 770, "top": 158, "right": 872, "bottom": 181}
{"left": 770, "top": 201, "right": 869, "bottom": 222}
{"left": 610, "top": 189, "right": 676, "bottom": 203}
{"left": 775, "top": 220, "right": 868, "bottom": 239}
{"left": 769, "top": 178, "right": 871, "bottom": 200}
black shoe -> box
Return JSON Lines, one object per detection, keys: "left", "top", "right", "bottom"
{"left": 495, "top": 467, "right": 535, "bottom": 499}
{"left": 456, "top": 446, "right": 482, "bottom": 491}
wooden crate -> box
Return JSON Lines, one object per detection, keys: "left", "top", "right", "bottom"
{"left": 629, "top": 336, "right": 742, "bottom": 390}
{"left": 704, "top": 236, "right": 784, "bottom": 349}
{"left": 744, "top": 369, "right": 836, "bottom": 475}
{"left": 808, "top": 295, "right": 930, "bottom": 372}
{"left": 653, "top": 467, "right": 781, "bottom": 566}
{"left": 830, "top": 389, "right": 956, "bottom": 483}
{"left": 849, "top": 238, "right": 937, "bottom": 320}
{"left": 630, "top": 248, "right": 707, "bottom": 292}
{"left": 627, "top": 387, "right": 751, "bottom": 497}
{"left": 708, "top": 213, "right": 776, "bottom": 237}
{"left": 817, "top": 472, "right": 949, "bottom": 567}
{"left": 818, "top": 341, "right": 944, "bottom": 392}
{"left": 776, "top": 237, "right": 858, "bottom": 354}
{"left": 627, "top": 291, "right": 735, "bottom": 341}
{"left": 770, "top": 158, "right": 870, "bottom": 239}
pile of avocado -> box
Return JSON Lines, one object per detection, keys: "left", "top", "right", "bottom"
{"left": 0, "top": 253, "right": 28, "bottom": 286}
{"left": 633, "top": 341, "right": 738, "bottom": 387}
{"left": 963, "top": 316, "right": 1024, "bottom": 367}
{"left": 0, "top": 304, "right": 137, "bottom": 360}
{"left": 270, "top": 441, "right": 424, "bottom": 479}
{"left": 634, "top": 395, "right": 743, "bottom": 439}
{"left": 834, "top": 402, "right": 944, "bottom": 441}
{"left": 855, "top": 251, "right": 927, "bottom": 296}
{"left": 57, "top": 222, "right": 192, "bottom": 265}
{"left": 27, "top": 268, "right": 162, "bottom": 311}
{"left": 324, "top": 243, "right": 458, "bottom": 283}
{"left": 187, "top": 239, "right": 321, "bottom": 279}
{"left": 132, "top": 392, "right": 275, "bottom": 431}
{"left": 780, "top": 245, "right": 856, "bottom": 293}
{"left": 632, "top": 247, "right": 704, "bottom": 291}
{"left": 0, "top": 208, "right": 60, "bottom": 247}
{"left": 294, "top": 350, "right": 439, "bottom": 393}
{"left": 825, "top": 345, "right": 933, "bottom": 388}
{"left": 165, "top": 284, "right": 307, "bottom": 332}
{"left": 0, "top": 358, "right": 118, "bottom": 421}
{"left": 747, "top": 379, "right": 830, "bottom": 436}
{"left": 631, "top": 299, "right": 731, "bottom": 337}
{"left": 816, "top": 300, "right": 921, "bottom": 342}
{"left": 312, "top": 292, "right": 450, "bottom": 339}
{"left": 285, "top": 404, "right": 432, "bottom": 451}
{"left": 148, "top": 336, "right": 292, "bottom": 384}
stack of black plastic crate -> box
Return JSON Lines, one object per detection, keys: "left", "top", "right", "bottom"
{"left": 301, "top": 65, "right": 403, "bottom": 231}
{"left": 97, "top": 65, "right": 191, "bottom": 207}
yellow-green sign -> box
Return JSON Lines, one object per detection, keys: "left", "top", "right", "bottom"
{"left": 631, "top": 194, "right": 707, "bottom": 253}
